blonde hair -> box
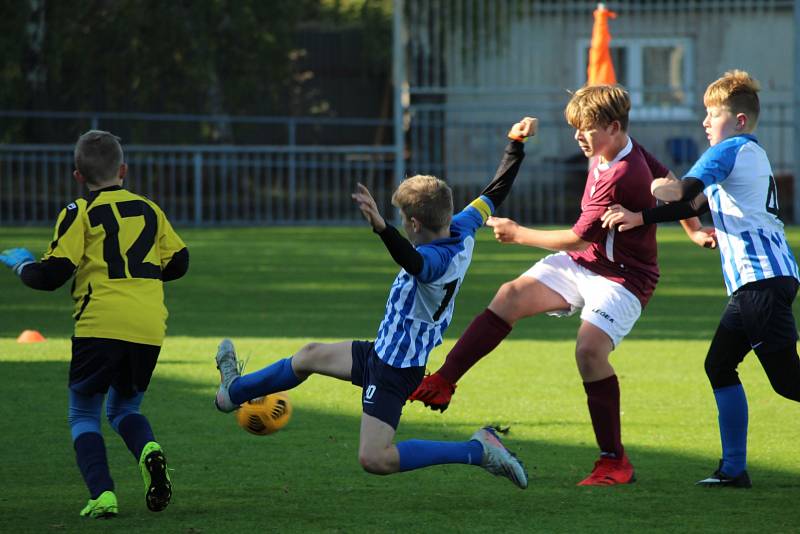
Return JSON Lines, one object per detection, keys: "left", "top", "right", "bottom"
{"left": 391, "top": 175, "right": 453, "bottom": 232}
{"left": 704, "top": 69, "right": 760, "bottom": 126}
{"left": 74, "top": 130, "right": 124, "bottom": 185}
{"left": 565, "top": 84, "right": 630, "bottom": 131}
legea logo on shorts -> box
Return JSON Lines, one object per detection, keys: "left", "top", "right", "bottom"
{"left": 591, "top": 308, "right": 615, "bottom": 323}
{"left": 364, "top": 384, "right": 377, "bottom": 401}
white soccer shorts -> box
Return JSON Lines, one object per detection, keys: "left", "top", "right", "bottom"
{"left": 521, "top": 252, "right": 642, "bottom": 347}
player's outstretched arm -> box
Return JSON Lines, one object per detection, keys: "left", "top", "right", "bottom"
{"left": 475, "top": 117, "right": 537, "bottom": 212}
{"left": 0, "top": 248, "right": 35, "bottom": 275}
{"left": 352, "top": 183, "right": 424, "bottom": 275}
{"left": 352, "top": 183, "right": 386, "bottom": 232}
{"left": 0, "top": 247, "right": 75, "bottom": 290}
{"left": 603, "top": 190, "right": 711, "bottom": 233}
{"left": 486, "top": 217, "right": 588, "bottom": 251}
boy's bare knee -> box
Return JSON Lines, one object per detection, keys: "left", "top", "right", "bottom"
{"left": 299, "top": 342, "right": 323, "bottom": 356}
{"left": 358, "top": 451, "right": 391, "bottom": 475}
{"left": 575, "top": 344, "right": 609, "bottom": 373}
{"left": 295, "top": 342, "right": 325, "bottom": 364}
{"left": 491, "top": 282, "right": 525, "bottom": 320}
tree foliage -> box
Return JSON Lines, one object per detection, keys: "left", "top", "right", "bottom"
{"left": 0, "top": 0, "right": 392, "bottom": 143}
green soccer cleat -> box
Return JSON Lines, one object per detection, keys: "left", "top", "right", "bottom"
{"left": 79, "top": 490, "right": 118, "bottom": 519}
{"left": 139, "top": 441, "right": 172, "bottom": 512}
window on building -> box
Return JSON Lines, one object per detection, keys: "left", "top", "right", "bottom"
{"left": 576, "top": 37, "right": 694, "bottom": 119}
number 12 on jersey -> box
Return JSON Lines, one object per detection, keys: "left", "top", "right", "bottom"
{"left": 88, "top": 200, "right": 161, "bottom": 280}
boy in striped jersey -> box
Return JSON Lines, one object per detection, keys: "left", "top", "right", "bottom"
{"left": 213, "top": 118, "right": 536, "bottom": 488}
{"left": 602, "top": 70, "right": 800, "bottom": 488}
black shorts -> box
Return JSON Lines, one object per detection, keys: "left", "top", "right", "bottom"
{"left": 721, "top": 276, "right": 799, "bottom": 353}
{"left": 70, "top": 337, "right": 161, "bottom": 397}
{"left": 350, "top": 340, "right": 425, "bottom": 429}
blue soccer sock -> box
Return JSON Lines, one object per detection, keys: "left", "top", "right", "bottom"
{"left": 714, "top": 384, "right": 748, "bottom": 476}
{"left": 117, "top": 414, "right": 156, "bottom": 461}
{"left": 229, "top": 357, "right": 303, "bottom": 405}
{"left": 74, "top": 432, "right": 114, "bottom": 499}
{"left": 396, "top": 439, "right": 484, "bottom": 472}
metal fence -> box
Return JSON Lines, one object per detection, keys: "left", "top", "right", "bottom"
{"left": 0, "top": 145, "right": 395, "bottom": 225}
{"left": 2, "top": 0, "right": 799, "bottom": 225}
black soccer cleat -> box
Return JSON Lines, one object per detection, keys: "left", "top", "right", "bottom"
{"left": 695, "top": 460, "right": 752, "bottom": 488}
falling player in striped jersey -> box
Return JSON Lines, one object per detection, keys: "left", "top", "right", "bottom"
{"left": 213, "top": 118, "right": 537, "bottom": 488}
{"left": 602, "top": 70, "right": 800, "bottom": 488}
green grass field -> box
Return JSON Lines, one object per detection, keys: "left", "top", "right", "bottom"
{"left": 1, "top": 226, "right": 799, "bottom": 533}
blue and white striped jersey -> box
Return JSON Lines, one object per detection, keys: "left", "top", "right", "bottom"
{"left": 374, "top": 196, "right": 494, "bottom": 368}
{"left": 684, "top": 134, "right": 799, "bottom": 294}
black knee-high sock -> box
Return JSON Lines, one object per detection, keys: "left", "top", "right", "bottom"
{"left": 74, "top": 432, "right": 114, "bottom": 499}
{"left": 117, "top": 414, "right": 156, "bottom": 460}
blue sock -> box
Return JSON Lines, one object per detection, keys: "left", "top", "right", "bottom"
{"left": 117, "top": 414, "right": 156, "bottom": 461}
{"left": 714, "top": 384, "right": 748, "bottom": 476}
{"left": 396, "top": 439, "right": 484, "bottom": 472}
{"left": 229, "top": 357, "right": 303, "bottom": 405}
{"left": 74, "top": 432, "right": 114, "bottom": 499}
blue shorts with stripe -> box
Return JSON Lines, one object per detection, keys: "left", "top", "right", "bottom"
{"left": 350, "top": 340, "right": 425, "bottom": 429}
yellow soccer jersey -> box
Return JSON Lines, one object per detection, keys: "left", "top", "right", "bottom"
{"left": 43, "top": 186, "right": 186, "bottom": 345}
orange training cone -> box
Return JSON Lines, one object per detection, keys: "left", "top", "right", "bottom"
{"left": 17, "top": 330, "right": 46, "bottom": 343}
{"left": 587, "top": 3, "right": 617, "bottom": 85}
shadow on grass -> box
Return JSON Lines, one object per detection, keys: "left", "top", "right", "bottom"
{"left": 1, "top": 360, "right": 798, "bottom": 534}
{"left": 2, "top": 227, "right": 797, "bottom": 343}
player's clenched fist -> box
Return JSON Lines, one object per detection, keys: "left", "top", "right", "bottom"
{"left": 486, "top": 216, "right": 521, "bottom": 243}
{"left": 508, "top": 117, "right": 538, "bottom": 142}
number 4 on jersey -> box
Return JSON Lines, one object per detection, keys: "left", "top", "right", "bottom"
{"left": 766, "top": 175, "right": 780, "bottom": 217}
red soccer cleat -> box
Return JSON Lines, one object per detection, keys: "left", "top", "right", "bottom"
{"left": 408, "top": 372, "right": 456, "bottom": 412}
{"left": 577, "top": 454, "right": 636, "bottom": 486}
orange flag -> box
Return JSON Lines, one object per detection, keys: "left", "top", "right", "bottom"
{"left": 587, "top": 3, "right": 617, "bottom": 85}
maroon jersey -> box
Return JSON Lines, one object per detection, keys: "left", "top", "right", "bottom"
{"left": 568, "top": 138, "right": 667, "bottom": 306}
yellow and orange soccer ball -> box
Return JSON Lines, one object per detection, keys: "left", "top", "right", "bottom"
{"left": 235, "top": 392, "right": 292, "bottom": 436}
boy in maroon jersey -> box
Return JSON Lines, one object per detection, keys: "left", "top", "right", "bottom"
{"left": 411, "top": 84, "right": 690, "bottom": 485}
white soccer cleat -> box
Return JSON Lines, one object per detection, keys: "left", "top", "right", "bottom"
{"left": 215, "top": 339, "right": 242, "bottom": 413}
{"left": 472, "top": 426, "right": 529, "bottom": 489}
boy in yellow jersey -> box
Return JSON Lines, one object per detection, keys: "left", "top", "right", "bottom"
{"left": 0, "top": 131, "right": 189, "bottom": 518}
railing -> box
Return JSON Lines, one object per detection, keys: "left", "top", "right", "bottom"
{"left": 0, "top": 145, "right": 396, "bottom": 226}
{"left": 0, "top": 140, "right": 592, "bottom": 227}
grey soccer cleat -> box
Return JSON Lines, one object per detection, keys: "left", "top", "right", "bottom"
{"left": 215, "top": 339, "right": 242, "bottom": 413}
{"left": 471, "top": 426, "right": 529, "bottom": 489}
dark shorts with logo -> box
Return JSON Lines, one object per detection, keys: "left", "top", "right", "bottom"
{"left": 721, "top": 276, "right": 799, "bottom": 353}
{"left": 70, "top": 337, "right": 161, "bottom": 397}
{"left": 350, "top": 340, "right": 425, "bottom": 429}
